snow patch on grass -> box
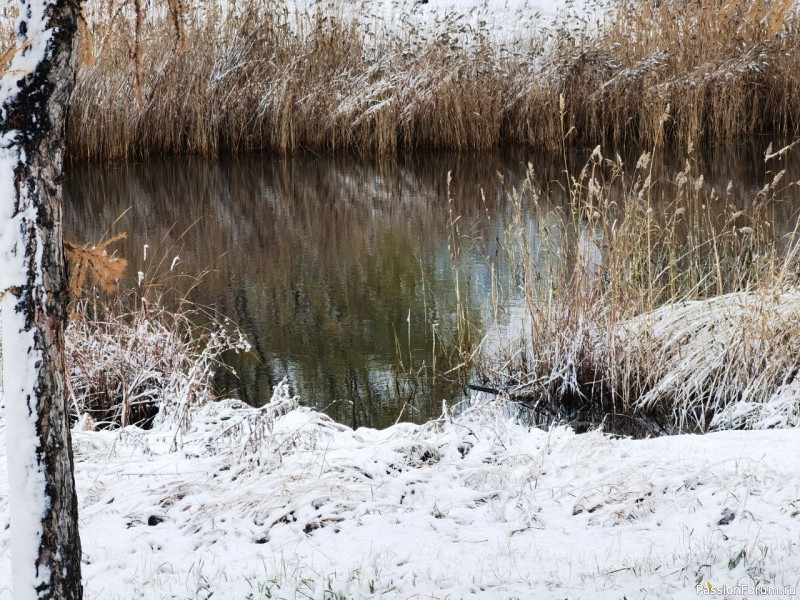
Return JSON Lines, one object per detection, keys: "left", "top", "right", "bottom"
{"left": 2, "top": 383, "right": 800, "bottom": 598}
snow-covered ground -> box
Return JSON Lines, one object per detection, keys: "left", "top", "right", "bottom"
{"left": 311, "top": 0, "right": 603, "bottom": 40}
{"left": 186, "top": 0, "right": 609, "bottom": 48}
{"left": 2, "top": 383, "right": 799, "bottom": 599}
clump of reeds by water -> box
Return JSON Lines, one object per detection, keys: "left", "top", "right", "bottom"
{"left": 482, "top": 141, "right": 800, "bottom": 433}
{"left": 65, "top": 238, "right": 250, "bottom": 430}
{"left": 3, "top": 0, "right": 798, "bottom": 160}
{"left": 67, "top": 298, "right": 249, "bottom": 429}
{"left": 61, "top": 0, "right": 527, "bottom": 160}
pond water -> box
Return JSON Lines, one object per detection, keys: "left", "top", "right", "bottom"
{"left": 64, "top": 140, "right": 800, "bottom": 430}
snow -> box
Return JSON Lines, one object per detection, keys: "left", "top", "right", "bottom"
{"left": 331, "top": 0, "right": 602, "bottom": 44}
{"left": 171, "top": 0, "right": 609, "bottom": 51}
{"left": 0, "top": 138, "right": 34, "bottom": 291}
{"left": 0, "top": 1, "right": 54, "bottom": 121}
{"left": 0, "top": 297, "right": 50, "bottom": 599}
{"left": 1, "top": 383, "right": 799, "bottom": 599}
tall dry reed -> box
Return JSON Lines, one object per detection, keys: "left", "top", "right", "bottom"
{"left": 557, "top": 0, "right": 800, "bottom": 150}
{"left": 2, "top": 0, "right": 797, "bottom": 160}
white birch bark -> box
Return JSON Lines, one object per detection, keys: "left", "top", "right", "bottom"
{"left": 0, "top": 0, "right": 83, "bottom": 598}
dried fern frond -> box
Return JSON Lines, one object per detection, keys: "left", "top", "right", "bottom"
{"left": 65, "top": 232, "right": 129, "bottom": 298}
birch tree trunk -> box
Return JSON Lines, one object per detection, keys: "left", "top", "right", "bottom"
{"left": 0, "top": 0, "right": 83, "bottom": 598}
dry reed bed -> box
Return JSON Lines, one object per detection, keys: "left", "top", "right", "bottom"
{"left": 487, "top": 145, "right": 800, "bottom": 433}
{"left": 3, "top": 0, "right": 799, "bottom": 159}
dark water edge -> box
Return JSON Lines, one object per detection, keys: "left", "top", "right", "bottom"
{"left": 63, "top": 140, "right": 800, "bottom": 431}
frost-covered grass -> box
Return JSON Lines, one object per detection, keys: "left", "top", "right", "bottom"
{"left": 3, "top": 0, "right": 799, "bottom": 159}
{"left": 619, "top": 289, "right": 800, "bottom": 432}
{"left": 2, "top": 384, "right": 800, "bottom": 598}
{"left": 66, "top": 298, "right": 251, "bottom": 429}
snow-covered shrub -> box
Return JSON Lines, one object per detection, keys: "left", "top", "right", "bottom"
{"left": 66, "top": 299, "right": 250, "bottom": 429}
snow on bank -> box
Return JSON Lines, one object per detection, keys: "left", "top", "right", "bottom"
{"left": 311, "top": 0, "right": 605, "bottom": 43}
{"left": 1, "top": 383, "right": 800, "bottom": 599}
{"left": 181, "top": 0, "right": 608, "bottom": 49}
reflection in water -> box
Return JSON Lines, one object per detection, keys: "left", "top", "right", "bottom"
{"left": 64, "top": 142, "right": 800, "bottom": 430}
{"left": 64, "top": 151, "right": 530, "bottom": 428}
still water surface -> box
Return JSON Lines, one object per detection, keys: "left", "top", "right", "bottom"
{"left": 64, "top": 142, "right": 800, "bottom": 429}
